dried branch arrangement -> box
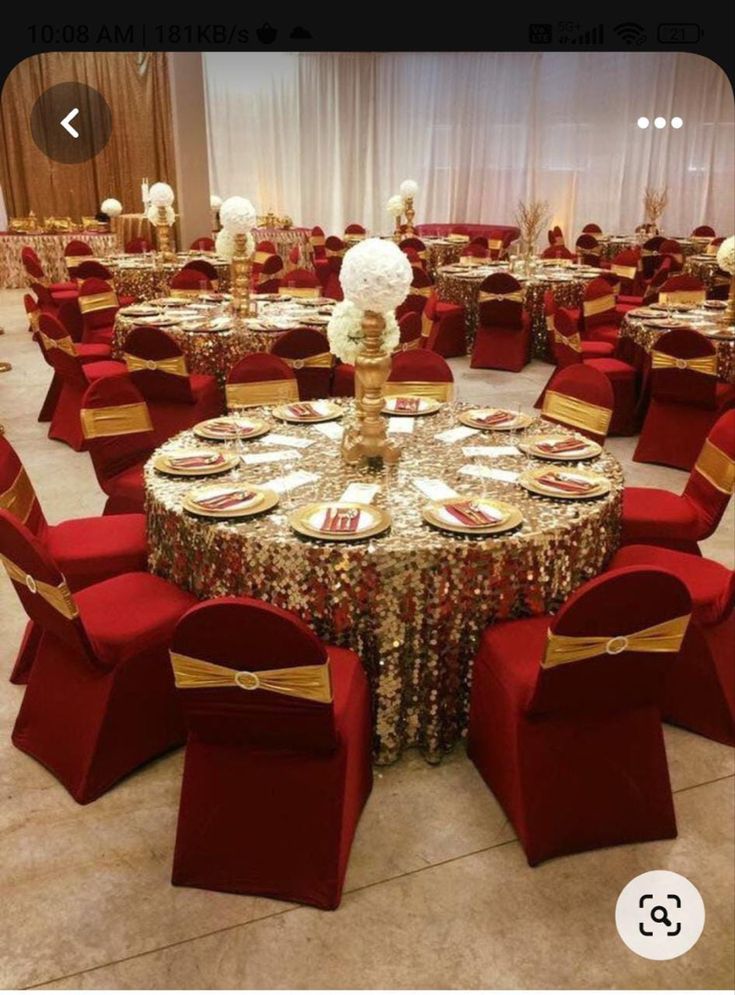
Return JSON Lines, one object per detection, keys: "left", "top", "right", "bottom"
{"left": 643, "top": 186, "right": 668, "bottom": 226}
{"left": 516, "top": 199, "right": 550, "bottom": 253}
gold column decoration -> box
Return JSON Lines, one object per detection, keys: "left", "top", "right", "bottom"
{"left": 155, "top": 206, "right": 175, "bottom": 261}
{"left": 403, "top": 197, "right": 416, "bottom": 236}
{"left": 393, "top": 213, "right": 403, "bottom": 242}
{"left": 231, "top": 233, "right": 253, "bottom": 316}
{"left": 341, "top": 311, "right": 401, "bottom": 467}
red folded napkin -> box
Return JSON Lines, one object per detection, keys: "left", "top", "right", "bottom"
{"left": 536, "top": 473, "right": 594, "bottom": 494}
{"left": 169, "top": 454, "right": 223, "bottom": 469}
{"left": 207, "top": 420, "right": 253, "bottom": 436}
{"left": 393, "top": 397, "right": 421, "bottom": 413}
{"left": 194, "top": 490, "right": 256, "bottom": 510}
{"left": 537, "top": 439, "right": 589, "bottom": 454}
{"left": 475, "top": 410, "right": 514, "bottom": 426}
{"left": 320, "top": 507, "right": 360, "bottom": 533}
{"left": 288, "top": 403, "right": 320, "bottom": 418}
{"left": 444, "top": 502, "right": 502, "bottom": 527}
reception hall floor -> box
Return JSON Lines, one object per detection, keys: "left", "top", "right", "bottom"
{"left": 0, "top": 288, "right": 733, "bottom": 990}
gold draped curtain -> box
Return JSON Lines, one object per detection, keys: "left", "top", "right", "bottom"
{"left": 0, "top": 52, "right": 174, "bottom": 221}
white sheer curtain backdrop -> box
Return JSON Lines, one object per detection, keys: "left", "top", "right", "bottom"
{"left": 203, "top": 52, "right": 734, "bottom": 240}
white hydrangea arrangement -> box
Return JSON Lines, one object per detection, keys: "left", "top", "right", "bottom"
{"left": 147, "top": 204, "right": 175, "bottom": 226}
{"left": 399, "top": 179, "right": 418, "bottom": 200}
{"left": 716, "top": 236, "right": 735, "bottom": 275}
{"left": 215, "top": 228, "right": 255, "bottom": 261}
{"left": 387, "top": 194, "right": 404, "bottom": 217}
{"left": 100, "top": 198, "right": 122, "bottom": 217}
{"left": 220, "top": 196, "right": 257, "bottom": 233}
{"left": 327, "top": 300, "right": 399, "bottom": 364}
{"left": 148, "top": 182, "right": 175, "bottom": 207}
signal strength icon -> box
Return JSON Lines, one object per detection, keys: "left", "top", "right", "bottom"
{"left": 559, "top": 24, "right": 604, "bottom": 45}
{"left": 615, "top": 22, "right": 647, "bottom": 46}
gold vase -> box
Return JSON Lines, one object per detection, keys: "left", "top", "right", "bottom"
{"left": 725, "top": 272, "right": 735, "bottom": 325}
{"left": 341, "top": 310, "right": 401, "bottom": 467}
{"left": 404, "top": 197, "right": 416, "bottom": 236}
{"left": 393, "top": 214, "right": 403, "bottom": 241}
{"left": 231, "top": 233, "right": 253, "bottom": 316}
{"left": 155, "top": 206, "right": 176, "bottom": 261}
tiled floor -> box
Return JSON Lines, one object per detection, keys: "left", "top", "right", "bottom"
{"left": 0, "top": 288, "right": 733, "bottom": 990}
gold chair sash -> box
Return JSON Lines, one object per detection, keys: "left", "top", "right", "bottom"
{"left": 0, "top": 466, "right": 37, "bottom": 524}
{"left": 281, "top": 352, "right": 333, "bottom": 370}
{"left": 578, "top": 247, "right": 601, "bottom": 257}
{"left": 650, "top": 351, "right": 717, "bottom": 376}
{"left": 81, "top": 402, "right": 153, "bottom": 439}
{"left": 421, "top": 311, "right": 434, "bottom": 338}
{"left": 39, "top": 331, "right": 76, "bottom": 357}
{"left": 170, "top": 651, "right": 332, "bottom": 703}
{"left": 78, "top": 291, "right": 118, "bottom": 313}
{"left": 123, "top": 353, "right": 189, "bottom": 377}
{"left": 28, "top": 309, "right": 40, "bottom": 333}
{"left": 695, "top": 438, "right": 735, "bottom": 494}
{"left": 657, "top": 290, "right": 706, "bottom": 304}
{"left": 279, "top": 286, "right": 319, "bottom": 298}
{"left": 583, "top": 294, "right": 616, "bottom": 318}
{"left": 410, "top": 286, "right": 433, "bottom": 299}
{"left": 0, "top": 553, "right": 78, "bottom": 620}
{"left": 65, "top": 255, "right": 93, "bottom": 269}
{"left": 310, "top": 236, "right": 325, "bottom": 247}
{"left": 394, "top": 338, "right": 422, "bottom": 352}
{"left": 553, "top": 329, "right": 582, "bottom": 352}
{"left": 478, "top": 290, "right": 524, "bottom": 304}
{"left": 543, "top": 614, "right": 690, "bottom": 668}
{"left": 488, "top": 239, "right": 503, "bottom": 251}
{"left": 170, "top": 288, "right": 206, "bottom": 299}
{"left": 542, "top": 390, "right": 611, "bottom": 436}
{"left": 384, "top": 380, "right": 454, "bottom": 402}
{"left": 256, "top": 268, "right": 285, "bottom": 286}
{"left": 326, "top": 248, "right": 345, "bottom": 258}
{"left": 253, "top": 251, "right": 272, "bottom": 266}
{"left": 226, "top": 379, "right": 299, "bottom": 408}
{"left": 611, "top": 264, "right": 637, "bottom": 280}
{"left": 459, "top": 256, "right": 489, "bottom": 266}
{"left": 705, "top": 243, "right": 719, "bottom": 256}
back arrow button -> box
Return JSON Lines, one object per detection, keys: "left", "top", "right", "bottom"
{"left": 60, "top": 108, "right": 80, "bottom": 138}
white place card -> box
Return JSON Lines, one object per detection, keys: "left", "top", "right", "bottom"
{"left": 388, "top": 417, "right": 415, "bottom": 434}
{"left": 260, "top": 433, "right": 315, "bottom": 449}
{"left": 462, "top": 445, "right": 521, "bottom": 458}
{"left": 434, "top": 426, "right": 479, "bottom": 444}
{"left": 241, "top": 451, "right": 301, "bottom": 466}
{"left": 459, "top": 464, "right": 520, "bottom": 484}
{"left": 340, "top": 482, "right": 380, "bottom": 504}
{"left": 412, "top": 478, "right": 460, "bottom": 500}
{"left": 313, "top": 422, "right": 344, "bottom": 441}
{"left": 264, "top": 470, "right": 320, "bottom": 494}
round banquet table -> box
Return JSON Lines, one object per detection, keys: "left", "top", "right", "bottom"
{"left": 619, "top": 305, "right": 735, "bottom": 384}
{"left": 145, "top": 402, "right": 624, "bottom": 763}
{"left": 684, "top": 254, "right": 725, "bottom": 294}
{"left": 423, "top": 238, "right": 466, "bottom": 276}
{"left": 89, "top": 253, "right": 232, "bottom": 300}
{"left": 0, "top": 231, "right": 117, "bottom": 289}
{"left": 597, "top": 234, "right": 708, "bottom": 262}
{"left": 113, "top": 293, "right": 335, "bottom": 384}
{"left": 436, "top": 261, "right": 606, "bottom": 358}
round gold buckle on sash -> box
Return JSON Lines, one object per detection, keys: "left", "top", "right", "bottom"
{"left": 605, "top": 635, "right": 628, "bottom": 655}
{"left": 235, "top": 671, "right": 261, "bottom": 690}
{"left": 25, "top": 573, "right": 37, "bottom": 594}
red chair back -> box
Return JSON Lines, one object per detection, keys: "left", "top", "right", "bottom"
{"left": 541, "top": 245, "right": 575, "bottom": 260}
{"left": 462, "top": 242, "right": 490, "bottom": 259}
{"left": 75, "top": 260, "right": 113, "bottom": 282}
{"left": 650, "top": 327, "right": 719, "bottom": 409}
{"left": 64, "top": 240, "right": 93, "bottom": 278}
{"left": 683, "top": 410, "right": 735, "bottom": 537}
{"left": 528, "top": 567, "right": 691, "bottom": 716}
{"left": 170, "top": 267, "right": 212, "bottom": 294}
{"left": 57, "top": 300, "right": 84, "bottom": 342}
{"left": 189, "top": 237, "right": 215, "bottom": 251}
{"left": 29, "top": 280, "right": 56, "bottom": 310}
{"left": 37, "top": 312, "right": 86, "bottom": 388}
{"left": 0, "top": 510, "right": 93, "bottom": 663}
{"left": 396, "top": 268, "right": 434, "bottom": 320}
{"left": 170, "top": 597, "right": 338, "bottom": 752}
{"left": 23, "top": 293, "right": 40, "bottom": 335}
{"left": 643, "top": 257, "right": 673, "bottom": 302}
{"left": 280, "top": 268, "right": 321, "bottom": 297}
{"left": 125, "top": 238, "right": 153, "bottom": 253}
{"left": 123, "top": 326, "right": 194, "bottom": 403}
{"left": 344, "top": 223, "right": 366, "bottom": 236}
{"left": 477, "top": 273, "right": 524, "bottom": 328}
{"left": 610, "top": 248, "right": 641, "bottom": 289}
{"left": 581, "top": 277, "right": 617, "bottom": 332}
{"left": 255, "top": 240, "right": 277, "bottom": 255}
{"left": 548, "top": 307, "right": 584, "bottom": 368}
{"left": 470, "top": 236, "right": 489, "bottom": 249}
{"left": 21, "top": 247, "right": 45, "bottom": 281}
{"left": 692, "top": 226, "right": 715, "bottom": 238}
{"left": 78, "top": 278, "right": 119, "bottom": 333}
{"left": 395, "top": 312, "right": 422, "bottom": 351}
{"left": 182, "top": 259, "right": 218, "bottom": 282}
{"left": 387, "top": 350, "right": 454, "bottom": 401}
{"left": 398, "top": 237, "right": 427, "bottom": 267}
{"left": 575, "top": 234, "right": 601, "bottom": 266}
{"left": 658, "top": 274, "right": 705, "bottom": 305}
{"left": 541, "top": 364, "right": 614, "bottom": 443}
{"left": 659, "top": 239, "right": 684, "bottom": 271}
{"left": 255, "top": 254, "right": 284, "bottom": 293}
{"left": 271, "top": 329, "right": 333, "bottom": 400}
{"left": 81, "top": 375, "right": 156, "bottom": 484}
{"left": 581, "top": 223, "right": 602, "bottom": 234}
{"left": 226, "top": 353, "right": 298, "bottom": 409}
{"left": 0, "top": 435, "right": 47, "bottom": 536}
{"left": 310, "top": 226, "right": 326, "bottom": 259}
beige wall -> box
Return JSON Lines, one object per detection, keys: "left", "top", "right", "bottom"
{"left": 168, "top": 53, "right": 211, "bottom": 248}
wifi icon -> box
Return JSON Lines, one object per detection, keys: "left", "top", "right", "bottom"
{"left": 615, "top": 22, "right": 647, "bottom": 46}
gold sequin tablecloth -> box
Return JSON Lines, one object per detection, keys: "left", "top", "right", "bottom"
{"left": 145, "top": 403, "right": 624, "bottom": 763}
{"left": 597, "top": 235, "right": 708, "bottom": 262}
{"left": 0, "top": 232, "right": 118, "bottom": 288}
{"left": 684, "top": 255, "right": 725, "bottom": 294}
{"left": 423, "top": 238, "right": 465, "bottom": 276}
{"left": 100, "top": 254, "right": 232, "bottom": 300}
{"left": 436, "top": 262, "right": 605, "bottom": 358}
{"left": 619, "top": 306, "right": 735, "bottom": 384}
{"left": 113, "top": 294, "right": 335, "bottom": 383}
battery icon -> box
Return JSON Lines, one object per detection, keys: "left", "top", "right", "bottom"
{"left": 658, "top": 23, "right": 702, "bottom": 44}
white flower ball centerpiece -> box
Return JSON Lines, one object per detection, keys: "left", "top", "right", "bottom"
{"left": 220, "top": 196, "right": 257, "bottom": 314}
{"left": 716, "top": 236, "right": 735, "bottom": 322}
{"left": 399, "top": 179, "right": 419, "bottom": 235}
{"left": 334, "top": 238, "right": 413, "bottom": 466}
{"left": 387, "top": 194, "right": 404, "bottom": 239}
{"left": 100, "top": 197, "right": 123, "bottom": 245}
{"left": 147, "top": 182, "right": 176, "bottom": 259}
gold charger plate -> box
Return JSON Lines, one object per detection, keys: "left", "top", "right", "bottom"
{"left": 193, "top": 416, "right": 270, "bottom": 441}
{"left": 182, "top": 483, "right": 278, "bottom": 519}
{"left": 519, "top": 467, "right": 610, "bottom": 499}
{"left": 272, "top": 401, "right": 343, "bottom": 424}
{"left": 458, "top": 408, "right": 533, "bottom": 431}
{"left": 153, "top": 449, "right": 239, "bottom": 477}
{"left": 422, "top": 497, "right": 523, "bottom": 536}
{"left": 382, "top": 395, "right": 442, "bottom": 417}
{"left": 520, "top": 436, "right": 602, "bottom": 462}
{"left": 289, "top": 501, "right": 391, "bottom": 542}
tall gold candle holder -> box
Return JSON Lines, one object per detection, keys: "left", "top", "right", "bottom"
{"left": 231, "top": 233, "right": 253, "bottom": 316}
{"left": 725, "top": 272, "right": 735, "bottom": 325}
{"left": 155, "top": 206, "right": 176, "bottom": 261}
{"left": 403, "top": 197, "right": 416, "bottom": 236}
{"left": 393, "top": 214, "right": 403, "bottom": 241}
{"left": 341, "top": 310, "right": 401, "bottom": 467}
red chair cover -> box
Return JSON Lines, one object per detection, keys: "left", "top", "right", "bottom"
{"left": 395, "top": 268, "right": 434, "bottom": 322}
{"left": 609, "top": 545, "right": 734, "bottom": 745}
{"left": 189, "top": 236, "right": 215, "bottom": 251}
{"left": 422, "top": 292, "right": 467, "bottom": 358}
{"left": 659, "top": 239, "right": 684, "bottom": 271}
{"left": 310, "top": 226, "right": 326, "bottom": 260}
{"left": 77, "top": 277, "right": 120, "bottom": 346}
{"left": 254, "top": 254, "right": 284, "bottom": 294}
{"left": 623, "top": 409, "right": 735, "bottom": 551}
{"left": 280, "top": 268, "right": 321, "bottom": 294}
{"left": 169, "top": 597, "right": 372, "bottom": 908}
{"left": 395, "top": 312, "right": 422, "bottom": 351}
{"left": 182, "top": 259, "right": 218, "bottom": 283}
{"left": 581, "top": 223, "right": 602, "bottom": 233}
{"left": 462, "top": 242, "right": 489, "bottom": 258}
{"left": 64, "top": 240, "right": 93, "bottom": 277}
{"left": 398, "top": 237, "right": 428, "bottom": 269}
{"left": 580, "top": 277, "right": 621, "bottom": 346}
{"left": 255, "top": 240, "right": 277, "bottom": 254}
{"left": 125, "top": 238, "right": 153, "bottom": 253}
{"left": 471, "top": 273, "right": 530, "bottom": 372}
{"left": 387, "top": 350, "right": 454, "bottom": 400}
{"left": 81, "top": 375, "right": 157, "bottom": 514}
{"left": 271, "top": 328, "right": 333, "bottom": 399}
{"left": 657, "top": 274, "right": 705, "bottom": 304}
{"left": 692, "top": 226, "right": 715, "bottom": 237}
{"left": 540, "top": 244, "right": 575, "bottom": 260}
{"left": 633, "top": 328, "right": 735, "bottom": 470}
{"left": 468, "top": 566, "right": 690, "bottom": 864}
{"left": 23, "top": 293, "right": 40, "bottom": 335}
{"left": 575, "top": 234, "right": 602, "bottom": 267}
{"left": 22, "top": 247, "right": 77, "bottom": 296}
{"left": 170, "top": 267, "right": 212, "bottom": 293}
{"left": 0, "top": 510, "right": 194, "bottom": 803}
{"left": 540, "top": 364, "right": 614, "bottom": 444}
{"left": 344, "top": 223, "right": 366, "bottom": 235}
{"left": 227, "top": 353, "right": 298, "bottom": 409}
{"left": 75, "top": 260, "right": 113, "bottom": 282}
